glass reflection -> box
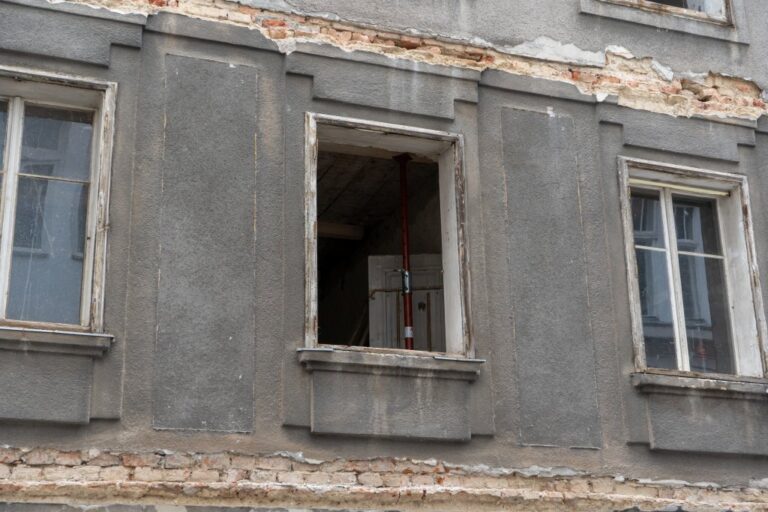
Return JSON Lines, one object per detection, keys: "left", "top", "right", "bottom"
{"left": 21, "top": 105, "right": 93, "bottom": 181}
{"left": 679, "top": 254, "right": 733, "bottom": 374}
{"left": 636, "top": 248, "right": 677, "bottom": 369}
{"left": 674, "top": 196, "right": 721, "bottom": 255}
{"left": 8, "top": 177, "right": 88, "bottom": 324}
{"left": 631, "top": 191, "right": 665, "bottom": 248}
{"left": 6, "top": 104, "right": 93, "bottom": 325}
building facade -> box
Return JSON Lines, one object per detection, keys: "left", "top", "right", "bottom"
{"left": 1, "top": 0, "right": 768, "bottom": 510}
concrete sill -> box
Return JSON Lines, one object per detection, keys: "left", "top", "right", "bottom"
{"left": 631, "top": 371, "right": 768, "bottom": 400}
{"left": 0, "top": 325, "right": 113, "bottom": 357}
{"left": 298, "top": 347, "right": 483, "bottom": 382}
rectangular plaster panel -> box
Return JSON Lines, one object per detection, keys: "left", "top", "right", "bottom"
{"left": 152, "top": 54, "right": 258, "bottom": 432}
{"left": 502, "top": 107, "right": 602, "bottom": 449}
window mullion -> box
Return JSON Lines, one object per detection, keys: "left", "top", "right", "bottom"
{"left": 662, "top": 188, "right": 689, "bottom": 372}
{"left": 0, "top": 98, "right": 23, "bottom": 319}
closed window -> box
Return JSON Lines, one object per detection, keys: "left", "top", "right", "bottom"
{"left": 0, "top": 72, "right": 114, "bottom": 331}
{"left": 606, "top": 0, "right": 730, "bottom": 22}
{"left": 620, "top": 158, "right": 767, "bottom": 377}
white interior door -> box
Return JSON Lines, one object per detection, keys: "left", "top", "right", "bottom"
{"left": 368, "top": 254, "right": 445, "bottom": 351}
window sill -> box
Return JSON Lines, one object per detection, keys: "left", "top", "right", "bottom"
{"left": 0, "top": 325, "right": 113, "bottom": 357}
{"left": 298, "top": 346, "right": 484, "bottom": 381}
{"left": 631, "top": 370, "right": 768, "bottom": 400}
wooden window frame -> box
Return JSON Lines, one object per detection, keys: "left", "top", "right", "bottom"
{"left": 601, "top": 0, "right": 733, "bottom": 25}
{"left": 303, "top": 113, "right": 473, "bottom": 358}
{"left": 0, "top": 65, "right": 116, "bottom": 333}
{"left": 619, "top": 157, "right": 768, "bottom": 378}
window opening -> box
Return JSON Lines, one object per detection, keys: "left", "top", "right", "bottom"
{"left": 316, "top": 149, "right": 445, "bottom": 352}
{"left": 306, "top": 115, "right": 469, "bottom": 356}
{"left": 620, "top": 160, "right": 768, "bottom": 378}
{"left": 631, "top": 186, "right": 734, "bottom": 374}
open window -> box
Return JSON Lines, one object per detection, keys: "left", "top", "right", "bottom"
{"left": 619, "top": 158, "right": 767, "bottom": 378}
{"left": 304, "top": 114, "right": 470, "bottom": 357}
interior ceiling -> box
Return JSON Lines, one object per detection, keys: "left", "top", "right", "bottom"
{"left": 317, "top": 150, "right": 437, "bottom": 228}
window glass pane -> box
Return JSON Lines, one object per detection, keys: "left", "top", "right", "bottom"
{"left": 21, "top": 105, "right": 93, "bottom": 182}
{"left": 631, "top": 190, "right": 665, "bottom": 248}
{"left": 0, "top": 100, "right": 7, "bottom": 170}
{"left": 679, "top": 254, "right": 734, "bottom": 374}
{"left": 673, "top": 196, "right": 721, "bottom": 255}
{"left": 636, "top": 248, "right": 677, "bottom": 369}
{"left": 7, "top": 176, "right": 87, "bottom": 324}
{"left": 647, "top": 0, "right": 726, "bottom": 17}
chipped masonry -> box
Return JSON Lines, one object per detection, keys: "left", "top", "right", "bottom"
{"left": 49, "top": 0, "right": 768, "bottom": 121}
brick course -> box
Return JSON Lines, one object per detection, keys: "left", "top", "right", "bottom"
{"left": 0, "top": 446, "right": 767, "bottom": 511}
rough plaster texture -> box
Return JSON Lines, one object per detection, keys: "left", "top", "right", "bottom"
{"left": 152, "top": 54, "right": 258, "bottom": 432}
{"left": 2, "top": 0, "right": 768, "bottom": 510}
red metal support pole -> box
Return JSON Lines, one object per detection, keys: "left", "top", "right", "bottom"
{"left": 394, "top": 153, "right": 414, "bottom": 350}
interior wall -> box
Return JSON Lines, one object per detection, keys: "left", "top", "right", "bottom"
{"left": 317, "top": 150, "right": 441, "bottom": 346}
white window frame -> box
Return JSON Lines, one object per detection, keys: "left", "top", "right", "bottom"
{"left": 303, "top": 113, "right": 472, "bottom": 357}
{"left": 619, "top": 157, "right": 768, "bottom": 378}
{"left": 0, "top": 65, "right": 116, "bottom": 333}
{"left": 601, "top": 0, "right": 732, "bottom": 24}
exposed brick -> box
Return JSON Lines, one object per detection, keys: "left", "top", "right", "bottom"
{"left": 358, "top": 472, "right": 384, "bottom": 487}
{"left": 163, "top": 453, "right": 194, "bottom": 469}
{"left": 73, "top": 466, "right": 103, "bottom": 481}
{"left": 254, "top": 457, "right": 291, "bottom": 471}
{"left": 42, "top": 466, "right": 78, "bottom": 481}
{"left": 224, "top": 468, "right": 249, "bottom": 482}
{"left": 190, "top": 469, "right": 220, "bottom": 482}
{"left": 0, "top": 448, "right": 22, "bottom": 464}
{"left": 196, "top": 453, "right": 231, "bottom": 470}
{"left": 10, "top": 466, "right": 43, "bottom": 480}
{"left": 328, "top": 472, "right": 357, "bottom": 485}
{"left": 277, "top": 471, "right": 309, "bottom": 484}
{"left": 133, "top": 467, "right": 164, "bottom": 482}
{"left": 381, "top": 473, "right": 410, "bottom": 487}
{"left": 291, "top": 461, "right": 323, "bottom": 472}
{"left": 261, "top": 18, "right": 286, "bottom": 27}
{"left": 396, "top": 35, "right": 421, "bottom": 50}
{"left": 100, "top": 466, "right": 131, "bottom": 481}
{"left": 411, "top": 474, "right": 435, "bottom": 486}
{"left": 88, "top": 453, "right": 121, "bottom": 467}
{"left": 53, "top": 451, "right": 83, "bottom": 466}
{"left": 305, "top": 472, "right": 332, "bottom": 485}
{"left": 22, "top": 448, "right": 57, "bottom": 466}
{"left": 250, "top": 470, "right": 277, "bottom": 483}
{"left": 230, "top": 455, "right": 256, "bottom": 470}
{"left": 121, "top": 452, "right": 161, "bottom": 468}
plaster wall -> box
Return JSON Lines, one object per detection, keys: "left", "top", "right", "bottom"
{"left": 1, "top": 0, "right": 768, "bottom": 503}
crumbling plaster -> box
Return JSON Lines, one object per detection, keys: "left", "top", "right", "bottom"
{"left": 49, "top": 0, "right": 768, "bottom": 121}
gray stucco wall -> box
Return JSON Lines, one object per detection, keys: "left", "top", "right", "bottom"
{"left": 1, "top": 0, "right": 768, "bottom": 490}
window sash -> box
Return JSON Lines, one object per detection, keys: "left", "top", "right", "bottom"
{"left": 630, "top": 184, "right": 736, "bottom": 373}
{"left": 0, "top": 96, "right": 99, "bottom": 329}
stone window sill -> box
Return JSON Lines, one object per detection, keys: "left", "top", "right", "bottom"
{"left": 298, "top": 346, "right": 484, "bottom": 381}
{"left": 580, "top": 0, "right": 749, "bottom": 44}
{"left": 631, "top": 370, "right": 768, "bottom": 400}
{"left": 0, "top": 325, "right": 113, "bottom": 357}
